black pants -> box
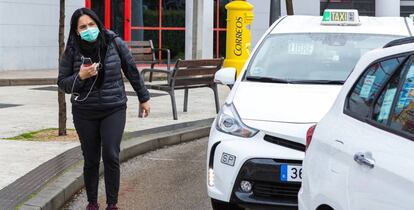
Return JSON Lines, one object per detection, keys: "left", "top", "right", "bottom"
{"left": 73, "top": 108, "right": 126, "bottom": 204}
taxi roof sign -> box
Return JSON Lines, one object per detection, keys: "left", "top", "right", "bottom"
{"left": 321, "top": 9, "right": 360, "bottom": 26}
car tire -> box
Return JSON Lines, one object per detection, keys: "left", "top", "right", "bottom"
{"left": 211, "top": 198, "right": 244, "bottom": 210}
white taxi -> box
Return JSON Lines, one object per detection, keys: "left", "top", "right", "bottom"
{"left": 299, "top": 37, "right": 414, "bottom": 210}
{"left": 207, "top": 10, "right": 413, "bottom": 210}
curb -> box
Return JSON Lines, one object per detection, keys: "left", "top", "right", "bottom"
{"left": 0, "top": 79, "right": 57, "bottom": 87}
{"left": 15, "top": 118, "right": 214, "bottom": 210}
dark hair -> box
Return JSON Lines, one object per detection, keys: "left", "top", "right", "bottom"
{"left": 67, "top": 8, "right": 106, "bottom": 48}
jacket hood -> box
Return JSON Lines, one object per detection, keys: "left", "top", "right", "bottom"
{"left": 104, "top": 30, "right": 118, "bottom": 41}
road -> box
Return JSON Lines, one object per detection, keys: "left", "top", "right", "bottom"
{"left": 64, "top": 138, "right": 212, "bottom": 210}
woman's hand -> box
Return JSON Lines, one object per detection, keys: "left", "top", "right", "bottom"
{"left": 140, "top": 101, "right": 151, "bottom": 118}
{"left": 79, "top": 63, "right": 99, "bottom": 80}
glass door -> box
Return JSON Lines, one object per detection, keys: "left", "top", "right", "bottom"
{"left": 86, "top": 0, "right": 186, "bottom": 61}
{"left": 131, "top": 0, "right": 186, "bottom": 61}
{"left": 213, "top": 0, "right": 230, "bottom": 58}
{"left": 86, "top": 0, "right": 131, "bottom": 41}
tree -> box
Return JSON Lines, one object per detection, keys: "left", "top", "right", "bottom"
{"left": 286, "top": 0, "right": 294, "bottom": 15}
{"left": 58, "top": 0, "right": 67, "bottom": 136}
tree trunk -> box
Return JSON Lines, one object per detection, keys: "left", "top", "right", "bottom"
{"left": 58, "top": 0, "right": 67, "bottom": 136}
{"left": 286, "top": 0, "right": 294, "bottom": 15}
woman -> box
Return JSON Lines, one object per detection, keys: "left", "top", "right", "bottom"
{"left": 58, "top": 8, "right": 150, "bottom": 210}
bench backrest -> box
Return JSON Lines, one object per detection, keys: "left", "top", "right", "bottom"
{"left": 171, "top": 58, "right": 224, "bottom": 87}
{"left": 125, "top": 40, "right": 156, "bottom": 64}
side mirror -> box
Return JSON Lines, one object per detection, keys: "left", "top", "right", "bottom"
{"left": 215, "top": 67, "right": 236, "bottom": 85}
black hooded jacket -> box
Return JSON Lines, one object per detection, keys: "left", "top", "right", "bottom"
{"left": 57, "top": 30, "right": 150, "bottom": 111}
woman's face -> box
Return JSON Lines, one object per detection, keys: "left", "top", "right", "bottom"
{"left": 77, "top": 14, "right": 97, "bottom": 35}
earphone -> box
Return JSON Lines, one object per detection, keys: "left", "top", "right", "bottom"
{"left": 71, "top": 53, "right": 102, "bottom": 102}
{"left": 71, "top": 70, "right": 98, "bottom": 102}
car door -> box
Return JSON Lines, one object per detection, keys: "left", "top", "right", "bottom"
{"left": 337, "top": 53, "right": 414, "bottom": 210}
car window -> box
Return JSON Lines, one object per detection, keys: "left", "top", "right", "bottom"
{"left": 389, "top": 63, "right": 414, "bottom": 135}
{"left": 245, "top": 33, "right": 402, "bottom": 83}
{"left": 373, "top": 65, "right": 405, "bottom": 125}
{"left": 347, "top": 56, "right": 406, "bottom": 119}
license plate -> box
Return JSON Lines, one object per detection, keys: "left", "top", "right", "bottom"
{"left": 280, "top": 164, "right": 302, "bottom": 182}
{"left": 221, "top": 152, "right": 236, "bottom": 167}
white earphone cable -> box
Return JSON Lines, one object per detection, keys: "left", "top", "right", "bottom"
{"left": 70, "top": 51, "right": 101, "bottom": 102}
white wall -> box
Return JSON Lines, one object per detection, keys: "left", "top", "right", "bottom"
{"left": 401, "top": 0, "right": 414, "bottom": 6}
{"left": 280, "top": 0, "right": 320, "bottom": 16}
{"left": 198, "top": 0, "right": 214, "bottom": 59}
{"left": 249, "top": 0, "right": 320, "bottom": 49}
{"left": 185, "top": 0, "right": 193, "bottom": 59}
{"left": 249, "top": 0, "right": 271, "bottom": 48}
{"left": 376, "top": 0, "right": 400, "bottom": 16}
{"left": 0, "top": 0, "right": 84, "bottom": 71}
{"left": 185, "top": 0, "right": 213, "bottom": 59}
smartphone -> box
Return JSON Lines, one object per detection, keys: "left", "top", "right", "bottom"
{"left": 82, "top": 57, "right": 93, "bottom": 67}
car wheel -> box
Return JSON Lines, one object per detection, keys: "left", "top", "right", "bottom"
{"left": 211, "top": 198, "right": 244, "bottom": 210}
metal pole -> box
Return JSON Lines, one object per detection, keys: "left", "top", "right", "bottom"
{"left": 269, "top": 0, "right": 281, "bottom": 25}
{"left": 105, "top": 0, "right": 111, "bottom": 29}
{"left": 124, "top": 0, "right": 131, "bottom": 41}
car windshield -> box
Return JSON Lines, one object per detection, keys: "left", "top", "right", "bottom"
{"left": 245, "top": 33, "right": 403, "bottom": 84}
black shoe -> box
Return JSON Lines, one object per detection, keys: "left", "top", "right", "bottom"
{"left": 106, "top": 204, "right": 118, "bottom": 210}
{"left": 86, "top": 202, "right": 99, "bottom": 210}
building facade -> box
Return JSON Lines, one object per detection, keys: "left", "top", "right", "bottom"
{"left": 0, "top": 0, "right": 83, "bottom": 71}
{"left": 0, "top": 0, "right": 413, "bottom": 71}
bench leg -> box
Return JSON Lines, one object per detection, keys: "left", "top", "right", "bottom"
{"left": 212, "top": 84, "right": 220, "bottom": 113}
{"left": 169, "top": 90, "right": 178, "bottom": 120}
{"left": 149, "top": 71, "right": 153, "bottom": 82}
{"left": 183, "top": 88, "right": 188, "bottom": 112}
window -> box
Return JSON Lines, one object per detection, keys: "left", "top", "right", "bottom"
{"left": 90, "top": 0, "right": 105, "bottom": 26}
{"left": 320, "top": 0, "right": 375, "bottom": 16}
{"left": 347, "top": 56, "right": 406, "bottom": 119}
{"left": 131, "top": 0, "right": 185, "bottom": 61}
{"left": 245, "top": 33, "right": 401, "bottom": 82}
{"left": 373, "top": 65, "right": 405, "bottom": 125}
{"left": 390, "top": 63, "right": 414, "bottom": 135}
{"left": 213, "top": 0, "right": 230, "bottom": 58}
{"left": 400, "top": 6, "right": 414, "bottom": 17}
{"left": 111, "top": 0, "right": 125, "bottom": 39}
{"left": 346, "top": 54, "right": 414, "bottom": 139}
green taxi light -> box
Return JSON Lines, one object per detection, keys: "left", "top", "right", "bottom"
{"left": 321, "top": 9, "right": 360, "bottom": 26}
{"left": 323, "top": 11, "right": 331, "bottom": 21}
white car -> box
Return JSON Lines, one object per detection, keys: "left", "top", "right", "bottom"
{"left": 299, "top": 38, "right": 414, "bottom": 210}
{"left": 207, "top": 10, "right": 413, "bottom": 210}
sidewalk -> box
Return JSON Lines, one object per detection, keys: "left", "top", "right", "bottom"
{"left": 0, "top": 66, "right": 165, "bottom": 86}
{"left": 0, "top": 69, "right": 57, "bottom": 79}
{"left": 0, "top": 69, "right": 57, "bottom": 86}
{"left": 0, "top": 69, "right": 230, "bottom": 190}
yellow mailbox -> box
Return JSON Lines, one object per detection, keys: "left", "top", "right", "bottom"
{"left": 224, "top": 0, "right": 254, "bottom": 76}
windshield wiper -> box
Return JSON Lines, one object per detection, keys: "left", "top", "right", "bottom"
{"left": 289, "top": 80, "right": 345, "bottom": 85}
{"left": 245, "top": 76, "right": 290, "bottom": 83}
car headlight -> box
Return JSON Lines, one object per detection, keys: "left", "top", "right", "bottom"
{"left": 216, "top": 103, "right": 258, "bottom": 138}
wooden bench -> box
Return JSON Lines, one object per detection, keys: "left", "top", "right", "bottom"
{"left": 125, "top": 40, "right": 171, "bottom": 82}
{"left": 141, "top": 58, "right": 224, "bottom": 120}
